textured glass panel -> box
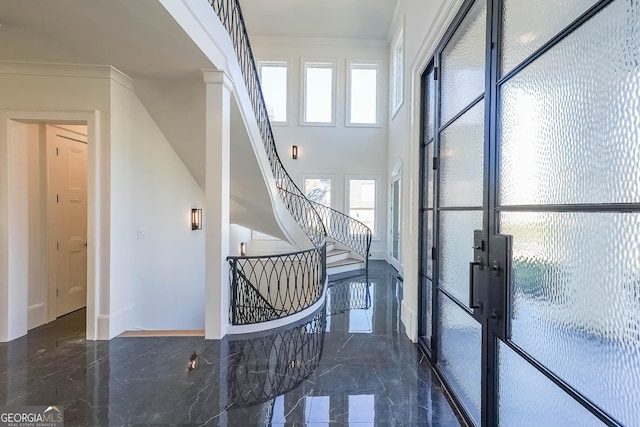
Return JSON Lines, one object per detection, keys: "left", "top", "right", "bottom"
{"left": 440, "top": 100, "right": 484, "bottom": 207}
{"left": 426, "top": 210, "right": 433, "bottom": 278}
{"left": 441, "top": 0, "right": 486, "bottom": 125}
{"left": 498, "top": 342, "right": 605, "bottom": 427}
{"left": 426, "top": 68, "right": 436, "bottom": 140}
{"left": 438, "top": 293, "right": 481, "bottom": 426}
{"left": 502, "top": 0, "right": 598, "bottom": 76}
{"left": 420, "top": 277, "right": 433, "bottom": 346}
{"left": 501, "top": 212, "right": 640, "bottom": 426}
{"left": 499, "top": 0, "right": 640, "bottom": 206}
{"left": 439, "top": 210, "right": 483, "bottom": 305}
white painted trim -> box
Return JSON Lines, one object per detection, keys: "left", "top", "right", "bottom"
{"left": 226, "top": 279, "right": 328, "bottom": 335}
{"left": 251, "top": 36, "right": 388, "bottom": 48}
{"left": 401, "top": 299, "right": 418, "bottom": 343}
{"left": 0, "top": 108, "right": 102, "bottom": 342}
{"left": 300, "top": 59, "right": 337, "bottom": 127}
{"left": 390, "top": 21, "right": 405, "bottom": 120}
{"left": 108, "top": 304, "right": 134, "bottom": 339}
{"left": 345, "top": 60, "right": 382, "bottom": 127}
{"left": 28, "top": 303, "right": 46, "bottom": 330}
{"left": 256, "top": 59, "right": 290, "bottom": 125}
{"left": 401, "top": 0, "right": 463, "bottom": 342}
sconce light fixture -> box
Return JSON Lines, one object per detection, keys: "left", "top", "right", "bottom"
{"left": 240, "top": 242, "right": 247, "bottom": 257}
{"left": 292, "top": 145, "right": 298, "bottom": 160}
{"left": 191, "top": 208, "right": 202, "bottom": 230}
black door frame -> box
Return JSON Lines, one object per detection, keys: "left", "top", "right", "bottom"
{"left": 418, "top": 0, "right": 621, "bottom": 426}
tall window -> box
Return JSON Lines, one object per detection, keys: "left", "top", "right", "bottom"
{"left": 302, "top": 61, "right": 335, "bottom": 125}
{"left": 348, "top": 178, "right": 376, "bottom": 235}
{"left": 304, "top": 177, "right": 332, "bottom": 207}
{"left": 347, "top": 62, "right": 379, "bottom": 126}
{"left": 259, "top": 61, "right": 288, "bottom": 123}
{"left": 391, "top": 28, "right": 404, "bottom": 117}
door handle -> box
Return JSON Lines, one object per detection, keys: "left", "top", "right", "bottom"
{"left": 469, "top": 261, "right": 481, "bottom": 309}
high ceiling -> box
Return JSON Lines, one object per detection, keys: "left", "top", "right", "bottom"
{"left": 240, "top": 0, "right": 398, "bottom": 41}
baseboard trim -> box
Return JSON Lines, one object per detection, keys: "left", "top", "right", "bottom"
{"left": 401, "top": 299, "right": 418, "bottom": 343}
{"left": 28, "top": 303, "right": 47, "bottom": 330}
{"left": 118, "top": 330, "right": 205, "bottom": 337}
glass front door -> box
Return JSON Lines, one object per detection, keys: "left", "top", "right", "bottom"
{"left": 392, "top": 178, "right": 400, "bottom": 263}
{"left": 419, "top": 1, "right": 640, "bottom": 426}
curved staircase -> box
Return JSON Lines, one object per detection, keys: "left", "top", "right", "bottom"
{"left": 209, "top": 0, "right": 372, "bottom": 326}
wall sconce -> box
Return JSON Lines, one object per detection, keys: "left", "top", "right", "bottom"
{"left": 292, "top": 145, "right": 298, "bottom": 160}
{"left": 191, "top": 208, "right": 202, "bottom": 230}
{"left": 240, "top": 242, "right": 247, "bottom": 257}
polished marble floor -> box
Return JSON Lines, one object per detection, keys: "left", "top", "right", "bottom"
{"left": 0, "top": 261, "right": 462, "bottom": 426}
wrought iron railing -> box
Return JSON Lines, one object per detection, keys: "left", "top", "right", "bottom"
{"left": 297, "top": 193, "right": 372, "bottom": 268}
{"left": 210, "top": 0, "right": 373, "bottom": 325}
{"left": 209, "top": 0, "right": 325, "bottom": 247}
{"left": 226, "top": 307, "right": 326, "bottom": 407}
{"left": 228, "top": 243, "right": 327, "bottom": 325}
{"left": 230, "top": 269, "right": 285, "bottom": 324}
{"left": 327, "top": 278, "right": 372, "bottom": 315}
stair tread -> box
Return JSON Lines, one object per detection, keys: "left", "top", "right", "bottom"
{"left": 327, "top": 249, "right": 350, "bottom": 256}
{"left": 327, "top": 257, "right": 364, "bottom": 268}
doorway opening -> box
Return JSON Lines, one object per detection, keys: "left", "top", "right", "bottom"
{"left": 9, "top": 120, "right": 88, "bottom": 335}
{"left": 390, "top": 175, "right": 401, "bottom": 271}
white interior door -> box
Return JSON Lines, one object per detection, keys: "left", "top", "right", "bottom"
{"left": 48, "top": 125, "right": 87, "bottom": 317}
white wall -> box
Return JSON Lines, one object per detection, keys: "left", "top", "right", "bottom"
{"left": 386, "top": 0, "right": 463, "bottom": 340}
{"left": 0, "top": 64, "right": 112, "bottom": 341}
{"left": 0, "top": 63, "right": 206, "bottom": 340}
{"left": 110, "top": 79, "right": 205, "bottom": 333}
{"left": 251, "top": 38, "right": 390, "bottom": 259}
{"left": 229, "top": 224, "right": 252, "bottom": 257}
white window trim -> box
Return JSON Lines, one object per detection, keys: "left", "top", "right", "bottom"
{"left": 346, "top": 60, "right": 382, "bottom": 128}
{"left": 257, "top": 59, "right": 290, "bottom": 126}
{"left": 301, "top": 59, "right": 337, "bottom": 127}
{"left": 300, "top": 173, "right": 336, "bottom": 208}
{"left": 390, "top": 24, "right": 405, "bottom": 119}
{"left": 345, "top": 174, "right": 381, "bottom": 240}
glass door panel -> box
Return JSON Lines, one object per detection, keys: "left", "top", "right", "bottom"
{"left": 434, "top": 1, "right": 487, "bottom": 424}
{"left": 499, "top": 0, "right": 640, "bottom": 207}
{"left": 440, "top": 100, "right": 485, "bottom": 208}
{"left": 440, "top": 0, "right": 487, "bottom": 125}
{"left": 498, "top": 342, "right": 605, "bottom": 427}
{"left": 501, "top": 0, "right": 599, "bottom": 76}
{"left": 437, "top": 294, "right": 482, "bottom": 426}
{"left": 392, "top": 179, "right": 400, "bottom": 260}
{"left": 439, "top": 210, "right": 483, "bottom": 305}
{"left": 497, "top": 1, "right": 640, "bottom": 426}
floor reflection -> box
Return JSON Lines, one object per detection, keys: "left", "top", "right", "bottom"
{"left": 0, "top": 261, "right": 461, "bottom": 426}
{"left": 226, "top": 307, "right": 326, "bottom": 407}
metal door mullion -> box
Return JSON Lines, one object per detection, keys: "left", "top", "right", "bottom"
{"left": 439, "top": 93, "right": 486, "bottom": 133}
{"left": 482, "top": 0, "right": 500, "bottom": 425}
{"left": 437, "top": 287, "right": 475, "bottom": 315}
{"left": 497, "top": 203, "right": 640, "bottom": 212}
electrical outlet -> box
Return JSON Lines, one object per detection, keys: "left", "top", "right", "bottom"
{"left": 137, "top": 228, "right": 146, "bottom": 240}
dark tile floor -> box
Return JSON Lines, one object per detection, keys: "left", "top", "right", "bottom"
{"left": 0, "top": 261, "right": 461, "bottom": 426}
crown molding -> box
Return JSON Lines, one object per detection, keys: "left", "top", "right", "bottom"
{"left": 0, "top": 61, "right": 134, "bottom": 90}
{"left": 249, "top": 35, "right": 389, "bottom": 48}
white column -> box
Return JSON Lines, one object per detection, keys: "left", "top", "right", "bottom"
{"left": 203, "top": 70, "right": 232, "bottom": 339}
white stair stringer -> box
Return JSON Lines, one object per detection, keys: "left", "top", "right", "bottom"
{"left": 159, "top": 0, "right": 315, "bottom": 251}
